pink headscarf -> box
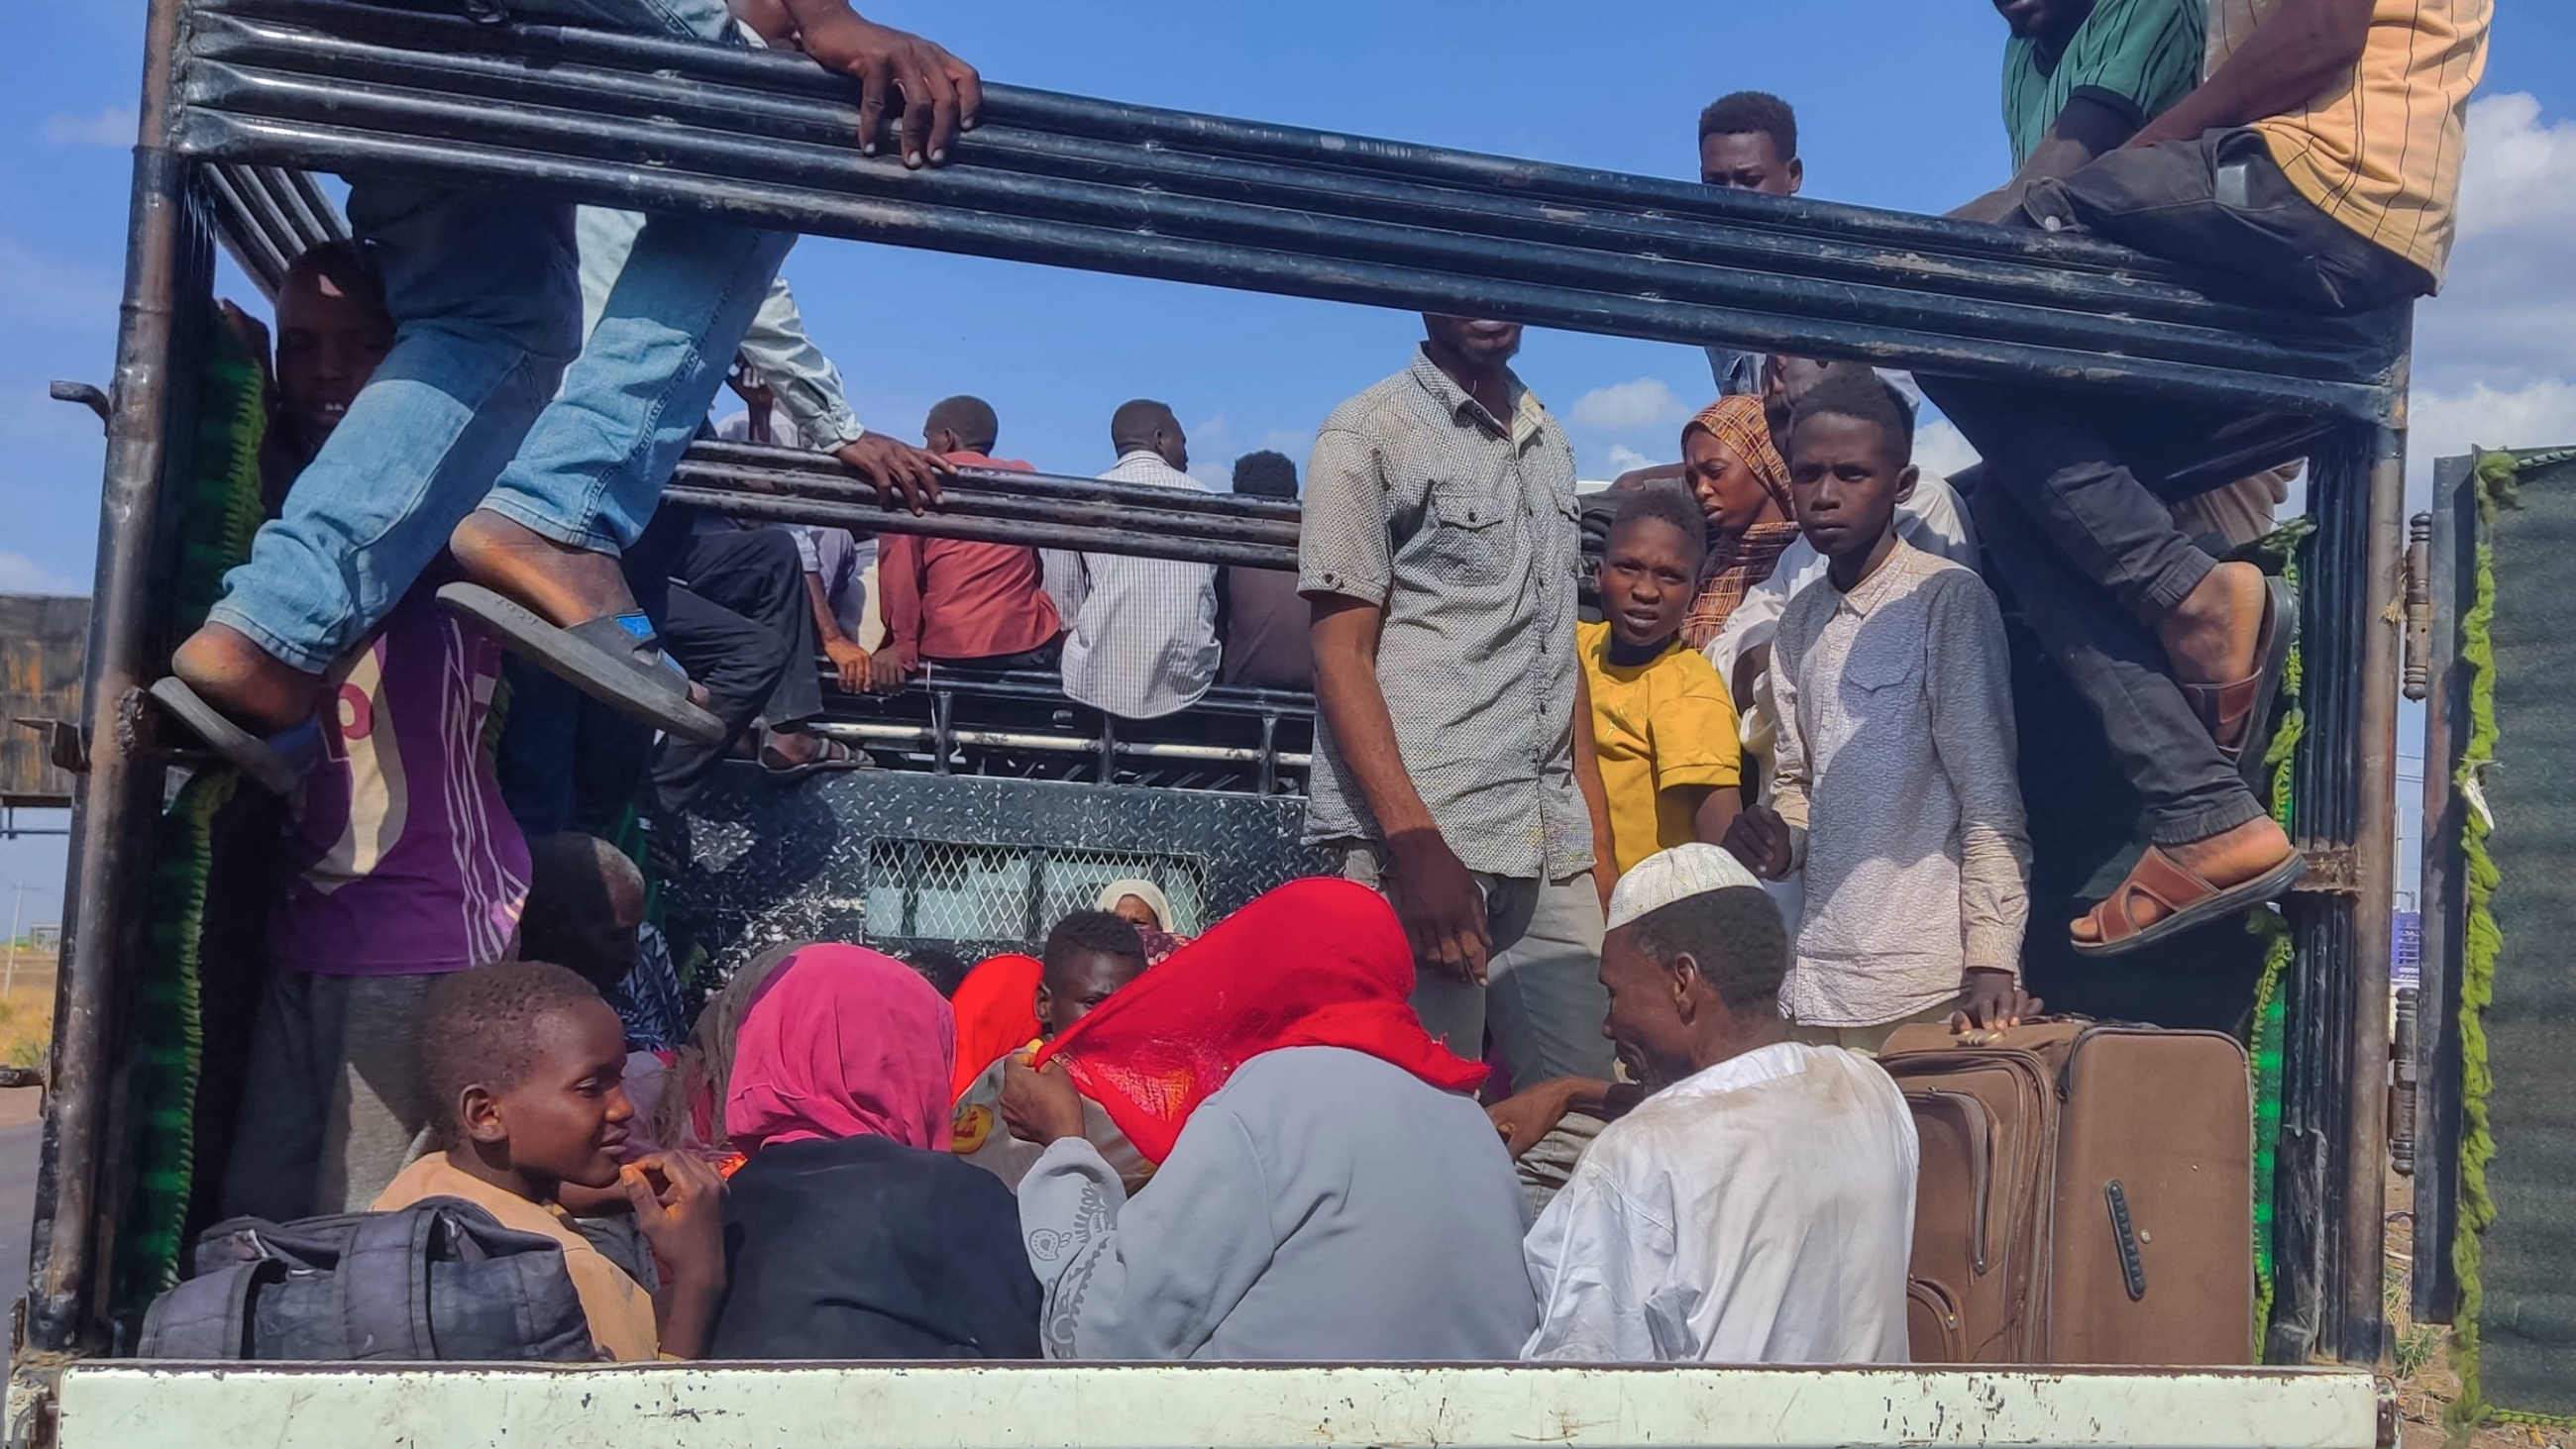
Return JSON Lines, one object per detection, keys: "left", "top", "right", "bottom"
{"left": 724, "top": 945, "right": 956, "bottom": 1153}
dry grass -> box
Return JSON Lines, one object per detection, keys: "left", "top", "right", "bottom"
{"left": 2386, "top": 1181, "right": 2570, "bottom": 1449}
{"left": 0, "top": 957, "right": 55, "bottom": 1072}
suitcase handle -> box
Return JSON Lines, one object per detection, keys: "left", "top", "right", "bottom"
{"left": 2104, "top": 1180, "right": 2146, "bottom": 1300}
{"left": 1906, "top": 1089, "right": 1993, "bottom": 1276}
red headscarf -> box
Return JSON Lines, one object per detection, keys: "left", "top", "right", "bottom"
{"left": 726, "top": 945, "right": 955, "bottom": 1153}
{"left": 947, "top": 953, "right": 1044, "bottom": 1101}
{"left": 1033, "top": 878, "right": 1487, "bottom": 1163}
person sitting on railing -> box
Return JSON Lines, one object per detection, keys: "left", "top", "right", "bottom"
{"left": 1961, "top": 0, "right": 2301, "bottom": 555}
{"left": 1000, "top": 879, "right": 1536, "bottom": 1361}
{"left": 1914, "top": 0, "right": 2489, "bottom": 956}
{"left": 1304, "top": 316, "right": 1619, "bottom": 1094}
{"left": 1694, "top": 91, "right": 1805, "bottom": 400}
{"left": 1517, "top": 846, "right": 1918, "bottom": 1364}
{"left": 1041, "top": 400, "right": 1223, "bottom": 722}
{"left": 869, "top": 395, "right": 1067, "bottom": 693}
{"left": 155, "top": 0, "right": 979, "bottom": 789}
{"left": 712, "top": 361, "right": 882, "bottom": 696}
{"left": 1215, "top": 451, "right": 1315, "bottom": 692}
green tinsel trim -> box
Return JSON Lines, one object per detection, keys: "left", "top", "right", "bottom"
{"left": 2443, "top": 453, "right": 2574, "bottom": 1430}
{"left": 168, "top": 322, "right": 270, "bottom": 638}
{"left": 113, "top": 771, "right": 231, "bottom": 1317}
{"left": 2246, "top": 539, "right": 2307, "bottom": 1351}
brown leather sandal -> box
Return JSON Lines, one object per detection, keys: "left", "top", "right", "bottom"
{"left": 2071, "top": 841, "right": 2308, "bottom": 959}
{"left": 2179, "top": 575, "right": 2295, "bottom": 771}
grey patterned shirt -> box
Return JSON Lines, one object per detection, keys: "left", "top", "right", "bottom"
{"left": 1299, "top": 348, "right": 1592, "bottom": 882}
{"left": 1771, "top": 540, "right": 2031, "bottom": 1027}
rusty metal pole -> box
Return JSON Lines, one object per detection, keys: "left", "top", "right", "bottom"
{"left": 27, "top": 0, "right": 195, "bottom": 1356}
{"left": 2335, "top": 422, "right": 2408, "bottom": 1365}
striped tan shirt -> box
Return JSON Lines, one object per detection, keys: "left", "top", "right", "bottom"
{"left": 2206, "top": 0, "right": 2491, "bottom": 283}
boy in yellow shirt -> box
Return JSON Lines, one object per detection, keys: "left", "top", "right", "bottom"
{"left": 1580, "top": 486, "right": 1745, "bottom": 881}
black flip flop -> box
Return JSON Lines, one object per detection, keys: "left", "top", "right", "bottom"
{"left": 436, "top": 582, "right": 726, "bottom": 745}
{"left": 757, "top": 730, "right": 871, "bottom": 780}
{"left": 147, "top": 677, "right": 323, "bottom": 795}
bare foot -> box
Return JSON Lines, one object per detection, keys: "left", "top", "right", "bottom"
{"left": 169, "top": 623, "right": 324, "bottom": 735}
{"left": 449, "top": 509, "right": 639, "bottom": 628}
{"left": 2071, "top": 814, "right": 2296, "bottom": 944}
{"left": 2157, "top": 560, "right": 2264, "bottom": 686}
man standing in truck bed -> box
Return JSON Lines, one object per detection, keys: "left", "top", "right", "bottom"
{"left": 1917, "top": 0, "right": 2490, "bottom": 958}
{"left": 1302, "top": 315, "right": 1619, "bottom": 1089}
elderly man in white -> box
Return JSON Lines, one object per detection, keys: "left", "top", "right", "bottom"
{"left": 1518, "top": 844, "right": 1920, "bottom": 1363}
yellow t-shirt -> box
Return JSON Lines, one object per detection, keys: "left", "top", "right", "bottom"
{"left": 2206, "top": 0, "right": 2491, "bottom": 282}
{"left": 1578, "top": 621, "right": 1743, "bottom": 879}
{"left": 373, "top": 1154, "right": 660, "bottom": 1363}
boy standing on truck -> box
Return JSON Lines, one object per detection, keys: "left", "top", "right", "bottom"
{"left": 1725, "top": 368, "right": 2037, "bottom": 1049}
{"left": 1303, "top": 316, "right": 1619, "bottom": 1088}
{"left": 1578, "top": 486, "right": 1744, "bottom": 878}
{"left": 1918, "top": 0, "right": 2490, "bottom": 957}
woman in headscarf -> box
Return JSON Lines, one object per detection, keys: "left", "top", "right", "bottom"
{"left": 1001, "top": 878, "right": 1537, "bottom": 1362}
{"left": 1677, "top": 393, "right": 1799, "bottom": 651}
{"left": 1096, "top": 878, "right": 1189, "bottom": 964}
{"left": 708, "top": 944, "right": 1040, "bottom": 1359}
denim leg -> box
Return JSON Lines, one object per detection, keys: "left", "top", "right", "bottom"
{"left": 207, "top": 184, "right": 580, "bottom": 670}
{"left": 477, "top": 213, "right": 798, "bottom": 555}
{"left": 1919, "top": 371, "right": 2216, "bottom": 626}
{"left": 1970, "top": 473, "right": 2265, "bottom": 847}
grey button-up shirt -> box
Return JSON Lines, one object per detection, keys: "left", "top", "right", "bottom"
{"left": 1300, "top": 348, "right": 1592, "bottom": 882}
{"left": 1043, "top": 451, "right": 1222, "bottom": 720}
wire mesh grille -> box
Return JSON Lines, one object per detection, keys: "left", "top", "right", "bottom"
{"left": 863, "top": 838, "right": 1210, "bottom": 950}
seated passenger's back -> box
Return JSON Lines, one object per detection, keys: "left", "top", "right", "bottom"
{"left": 713, "top": 1133, "right": 1039, "bottom": 1359}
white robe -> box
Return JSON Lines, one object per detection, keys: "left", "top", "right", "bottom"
{"left": 1521, "top": 1042, "right": 1920, "bottom": 1364}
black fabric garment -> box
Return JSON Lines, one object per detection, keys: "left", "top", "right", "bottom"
{"left": 934, "top": 636, "right": 1063, "bottom": 673}
{"left": 1216, "top": 567, "right": 1315, "bottom": 690}
{"left": 1918, "top": 128, "right": 2431, "bottom": 847}
{"left": 709, "top": 1135, "right": 1041, "bottom": 1360}
{"left": 649, "top": 525, "right": 820, "bottom": 815}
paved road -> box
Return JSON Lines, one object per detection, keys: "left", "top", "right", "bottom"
{"left": 0, "top": 1119, "right": 38, "bottom": 1294}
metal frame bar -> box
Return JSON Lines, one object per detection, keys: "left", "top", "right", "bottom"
{"left": 169, "top": 0, "right": 2404, "bottom": 422}
{"left": 2411, "top": 453, "right": 2476, "bottom": 1323}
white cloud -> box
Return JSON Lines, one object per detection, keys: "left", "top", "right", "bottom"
{"left": 1912, "top": 418, "right": 1982, "bottom": 482}
{"left": 2406, "top": 376, "right": 2576, "bottom": 490}
{"left": 1570, "top": 377, "right": 1690, "bottom": 433}
{"left": 1602, "top": 444, "right": 1659, "bottom": 476}
{"left": 40, "top": 106, "right": 133, "bottom": 148}
{"left": 0, "top": 553, "right": 83, "bottom": 595}
{"left": 2413, "top": 93, "right": 2576, "bottom": 396}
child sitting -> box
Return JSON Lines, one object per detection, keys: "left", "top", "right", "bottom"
{"left": 952, "top": 911, "right": 1151, "bottom": 1191}
{"left": 1723, "top": 367, "right": 2036, "bottom": 1051}
{"left": 373, "top": 961, "right": 725, "bottom": 1360}
{"left": 1578, "top": 485, "right": 1745, "bottom": 880}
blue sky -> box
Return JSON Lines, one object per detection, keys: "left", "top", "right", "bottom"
{"left": 6, "top": 2, "right": 2576, "bottom": 911}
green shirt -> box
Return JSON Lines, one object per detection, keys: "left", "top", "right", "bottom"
{"left": 2000, "top": 0, "right": 2206, "bottom": 167}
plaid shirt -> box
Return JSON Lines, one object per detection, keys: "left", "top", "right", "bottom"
{"left": 1300, "top": 347, "right": 1593, "bottom": 882}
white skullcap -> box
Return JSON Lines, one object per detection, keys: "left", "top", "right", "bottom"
{"left": 1604, "top": 843, "right": 1765, "bottom": 931}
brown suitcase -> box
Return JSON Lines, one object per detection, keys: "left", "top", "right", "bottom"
{"left": 1880, "top": 1019, "right": 2254, "bottom": 1365}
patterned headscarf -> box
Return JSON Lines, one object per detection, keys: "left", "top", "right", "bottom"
{"left": 1679, "top": 395, "right": 1800, "bottom": 651}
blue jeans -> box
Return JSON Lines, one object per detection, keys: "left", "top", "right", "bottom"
{"left": 207, "top": 0, "right": 797, "bottom": 673}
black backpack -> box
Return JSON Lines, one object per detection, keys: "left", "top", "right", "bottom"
{"left": 138, "top": 1196, "right": 602, "bottom": 1361}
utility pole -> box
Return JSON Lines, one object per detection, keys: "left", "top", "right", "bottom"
{"left": 3, "top": 882, "right": 28, "bottom": 1005}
